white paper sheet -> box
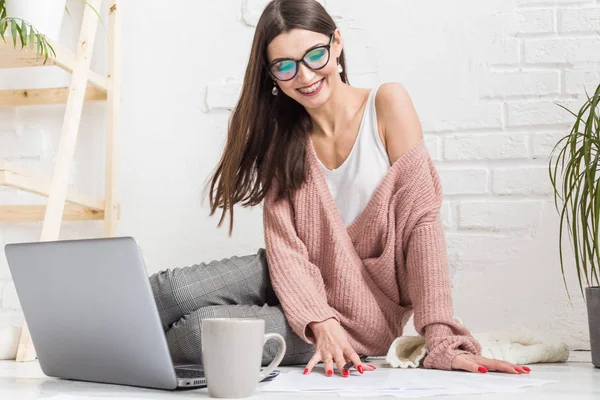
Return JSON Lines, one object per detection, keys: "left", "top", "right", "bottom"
{"left": 262, "top": 367, "right": 557, "bottom": 398}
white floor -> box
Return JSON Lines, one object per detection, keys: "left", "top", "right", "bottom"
{"left": 0, "top": 351, "right": 598, "bottom": 399}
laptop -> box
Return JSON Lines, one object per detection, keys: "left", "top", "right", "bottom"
{"left": 4, "top": 236, "right": 278, "bottom": 390}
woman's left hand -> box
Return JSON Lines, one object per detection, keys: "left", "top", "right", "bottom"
{"left": 451, "top": 353, "right": 531, "bottom": 374}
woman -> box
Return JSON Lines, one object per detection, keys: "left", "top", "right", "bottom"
{"left": 149, "top": 0, "right": 532, "bottom": 377}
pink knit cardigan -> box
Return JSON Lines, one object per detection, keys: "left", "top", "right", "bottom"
{"left": 262, "top": 137, "right": 482, "bottom": 370}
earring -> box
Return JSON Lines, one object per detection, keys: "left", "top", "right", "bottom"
{"left": 272, "top": 82, "right": 278, "bottom": 96}
{"left": 337, "top": 58, "right": 343, "bottom": 73}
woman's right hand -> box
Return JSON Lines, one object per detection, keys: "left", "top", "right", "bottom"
{"left": 303, "top": 318, "right": 376, "bottom": 377}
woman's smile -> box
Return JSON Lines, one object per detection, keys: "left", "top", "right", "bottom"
{"left": 297, "top": 78, "right": 325, "bottom": 96}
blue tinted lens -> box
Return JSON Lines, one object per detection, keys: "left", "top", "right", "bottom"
{"left": 272, "top": 60, "right": 296, "bottom": 80}
{"left": 304, "top": 47, "right": 328, "bottom": 68}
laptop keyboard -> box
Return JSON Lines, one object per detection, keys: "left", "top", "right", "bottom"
{"left": 175, "top": 369, "right": 204, "bottom": 378}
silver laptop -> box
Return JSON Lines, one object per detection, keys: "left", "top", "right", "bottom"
{"left": 4, "top": 236, "right": 207, "bottom": 390}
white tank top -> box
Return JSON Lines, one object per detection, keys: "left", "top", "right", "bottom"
{"left": 316, "top": 84, "right": 391, "bottom": 227}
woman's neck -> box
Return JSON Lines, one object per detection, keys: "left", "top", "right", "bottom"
{"left": 306, "top": 82, "right": 368, "bottom": 139}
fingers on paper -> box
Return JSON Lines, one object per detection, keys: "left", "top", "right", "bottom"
{"left": 477, "top": 357, "right": 529, "bottom": 374}
{"left": 346, "top": 349, "right": 363, "bottom": 374}
{"left": 334, "top": 348, "right": 347, "bottom": 377}
{"left": 324, "top": 355, "right": 335, "bottom": 376}
{"left": 304, "top": 353, "right": 322, "bottom": 374}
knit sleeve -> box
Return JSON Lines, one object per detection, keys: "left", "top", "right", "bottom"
{"left": 404, "top": 156, "right": 482, "bottom": 370}
{"left": 262, "top": 181, "right": 339, "bottom": 344}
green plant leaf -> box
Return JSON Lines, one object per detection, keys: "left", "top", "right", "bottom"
{"left": 36, "top": 34, "right": 41, "bottom": 57}
{"left": 40, "top": 35, "right": 56, "bottom": 64}
{"left": 10, "top": 18, "right": 16, "bottom": 47}
{"left": 0, "top": 18, "right": 7, "bottom": 42}
{"left": 19, "top": 19, "right": 26, "bottom": 48}
{"left": 29, "top": 24, "right": 34, "bottom": 50}
{"left": 40, "top": 36, "right": 49, "bottom": 63}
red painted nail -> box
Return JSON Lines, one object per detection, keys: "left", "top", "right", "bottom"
{"left": 478, "top": 366, "right": 488, "bottom": 373}
{"left": 357, "top": 365, "right": 364, "bottom": 374}
{"left": 368, "top": 364, "right": 377, "bottom": 370}
{"left": 515, "top": 368, "right": 523, "bottom": 373}
{"left": 523, "top": 366, "right": 531, "bottom": 372}
{"left": 303, "top": 368, "right": 309, "bottom": 375}
{"left": 343, "top": 370, "right": 349, "bottom": 377}
{"left": 327, "top": 370, "right": 333, "bottom": 376}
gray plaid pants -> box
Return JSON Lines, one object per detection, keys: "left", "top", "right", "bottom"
{"left": 148, "top": 247, "right": 314, "bottom": 366}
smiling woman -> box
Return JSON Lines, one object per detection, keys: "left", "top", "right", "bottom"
{"left": 267, "top": 32, "right": 334, "bottom": 84}
{"left": 202, "top": 1, "right": 350, "bottom": 239}
{"left": 267, "top": 29, "right": 339, "bottom": 105}
{"left": 149, "top": 0, "right": 532, "bottom": 380}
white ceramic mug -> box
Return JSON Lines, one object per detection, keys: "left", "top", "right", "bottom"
{"left": 201, "top": 318, "right": 286, "bottom": 398}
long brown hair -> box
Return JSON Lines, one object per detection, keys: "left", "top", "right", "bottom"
{"left": 203, "top": 0, "right": 349, "bottom": 236}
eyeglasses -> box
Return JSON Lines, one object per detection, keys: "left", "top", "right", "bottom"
{"left": 268, "top": 33, "right": 335, "bottom": 81}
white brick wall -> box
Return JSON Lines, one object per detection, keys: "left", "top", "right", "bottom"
{"left": 0, "top": 0, "right": 597, "bottom": 352}
{"left": 439, "top": 169, "right": 489, "bottom": 195}
{"left": 524, "top": 38, "right": 600, "bottom": 64}
{"left": 458, "top": 201, "right": 545, "bottom": 232}
{"left": 493, "top": 167, "right": 554, "bottom": 196}
{"left": 516, "top": 9, "right": 554, "bottom": 34}
{"left": 479, "top": 70, "right": 559, "bottom": 98}
{"left": 565, "top": 68, "right": 600, "bottom": 94}
{"left": 506, "top": 100, "right": 579, "bottom": 126}
{"left": 444, "top": 134, "right": 529, "bottom": 160}
{"left": 531, "top": 132, "right": 567, "bottom": 158}
{"left": 560, "top": 7, "right": 600, "bottom": 33}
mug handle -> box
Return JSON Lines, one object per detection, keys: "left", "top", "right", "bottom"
{"left": 258, "top": 333, "right": 286, "bottom": 382}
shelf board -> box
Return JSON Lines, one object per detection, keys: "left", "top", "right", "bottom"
{"left": 0, "top": 85, "right": 107, "bottom": 106}
{"left": 0, "top": 204, "right": 108, "bottom": 222}
{"left": 0, "top": 161, "right": 119, "bottom": 222}
{"left": 0, "top": 38, "right": 58, "bottom": 68}
{"left": 0, "top": 36, "right": 108, "bottom": 92}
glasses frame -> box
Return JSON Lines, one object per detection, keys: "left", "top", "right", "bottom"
{"left": 267, "top": 33, "right": 335, "bottom": 82}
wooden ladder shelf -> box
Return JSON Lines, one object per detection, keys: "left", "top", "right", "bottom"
{"left": 0, "top": 0, "right": 121, "bottom": 362}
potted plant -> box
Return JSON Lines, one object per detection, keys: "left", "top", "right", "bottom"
{"left": 549, "top": 82, "right": 600, "bottom": 368}
{"left": 0, "top": 0, "right": 57, "bottom": 61}
{"left": 4, "top": 0, "right": 67, "bottom": 41}
{"left": 0, "top": 0, "right": 101, "bottom": 63}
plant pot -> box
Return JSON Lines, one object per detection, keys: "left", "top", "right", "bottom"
{"left": 586, "top": 286, "right": 600, "bottom": 367}
{"left": 4, "top": 0, "right": 67, "bottom": 42}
